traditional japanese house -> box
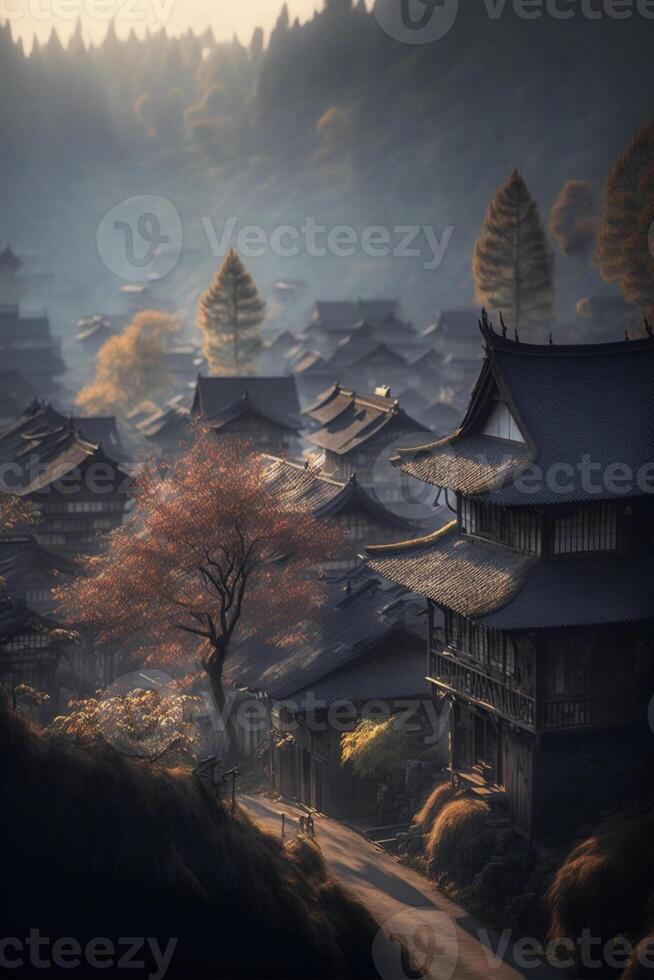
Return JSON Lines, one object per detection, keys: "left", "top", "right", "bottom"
{"left": 262, "top": 455, "right": 422, "bottom": 568}
{"left": 192, "top": 376, "right": 303, "bottom": 457}
{"left": 225, "top": 566, "right": 428, "bottom": 818}
{"left": 0, "top": 403, "right": 131, "bottom": 555}
{"left": 0, "top": 592, "right": 75, "bottom": 720}
{"left": 367, "top": 317, "right": 654, "bottom": 840}
{"left": 304, "top": 384, "right": 430, "bottom": 508}
{"left": 140, "top": 403, "right": 192, "bottom": 457}
{"left": 0, "top": 372, "right": 35, "bottom": 426}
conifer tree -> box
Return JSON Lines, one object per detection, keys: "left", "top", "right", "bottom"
{"left": 473, "top": 170, "right": 554, "bottom": 338}
{"left": 595, "top": 119, "right": 654, "bottom": 321}
{"left": 198, "top": 248, "right": 265, "bottom": 374}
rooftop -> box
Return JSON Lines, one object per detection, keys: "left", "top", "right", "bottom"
{"left": 367, "top": 521, "right": 654, "bottom": 629}
{"left": 305, "top": 384, "right": 428, "bottom": 456}
{"left": 395, "top": 318, "right": 654, "bottom": 505}
{"left": 192, "top": 376, "right": 301, "bottom": 426}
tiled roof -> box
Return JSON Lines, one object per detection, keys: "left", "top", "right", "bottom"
{"left": 367, "top": 521, "right": 654, "bottom": 629}
{"left": 292, "top": 644, "right": 427, "bottom": 709}
{"left": 397, "top": 434, "right": 533, "bottom": 494}
{"left": 225, "top": 568, "right": 424, "bottom": 700}
{"left": 192, "top": 376, "right": 301, "bottom": 425}
{"left": 395, "top": 331, "right": 654, "bottom": 504}
{"left": 306, "top": 386, "right": 427, "bottom": 456}
{"left": 209, "top": 393, "right": 302, "bottom": 433}
{"left": 0, "top": 537, "right": 74, "bottom": 595}
{"left": 367, "top": 522, "right": 532, "bottom": 619}
{"left": 0, "top": 403, "right": 131, "bottom": 495}
{"left": 261, "top": 455, "right": 418, "bottom": 529}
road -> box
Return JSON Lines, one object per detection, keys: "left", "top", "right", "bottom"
{"left": 240, "top": 794, "right": 563, "bottom": 980}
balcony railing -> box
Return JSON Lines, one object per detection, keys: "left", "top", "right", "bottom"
{"left": 430, "top": 651, "right": 536, "bottom": 730}
{"left": 541, "top": 694, "right": 633, "bottom": 731}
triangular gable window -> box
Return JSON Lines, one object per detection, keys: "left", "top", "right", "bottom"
{"left": 482, "top": 402, "right": 525, "bottom": 443}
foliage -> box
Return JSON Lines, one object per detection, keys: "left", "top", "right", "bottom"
{"left": 340, "top": 716, "right": 412, "bottom": 779}
{"left": 596, "top": 118, "right": 654, "bottom": 320}
{"left": 1, "top": 698, "right": 381, "bottom": 978}
{"left": 473, "top": 169, "right": 554, "bottom": 339}
{"left": 549, "top": 180, "right": 599, "bottom": 257}
{"left": 547, "top": 807, "right": 654, "bottom": 949}
{"left": 0, "top": 493, "right": 39, "bottom": 535}
{"left": 55, "top": 429, "right": 344, "bottom": 729}
{"left": 198, "top": 249, "right": 265, "bottom": 374}
{"left": 425, "top": 797, "right": 492, "bottom": 884}
{"left": 51, "top": 687, "right": 201, "bottom": 766}
{"left": 5, "top": 682, "right": 50, "bottom": 713}
{"left": 413, "top": 781, "right": 457, "bottom": 831}
{"left": 75, "top": 310, "right": 180, "bottom": 417}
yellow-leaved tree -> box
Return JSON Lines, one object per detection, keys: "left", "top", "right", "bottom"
{"left": 76, "top": 310, "right": 180, "bottom": 417}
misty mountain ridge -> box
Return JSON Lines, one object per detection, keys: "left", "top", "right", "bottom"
{"left": 1, "top": 0, "right": 651, "bottom": 357}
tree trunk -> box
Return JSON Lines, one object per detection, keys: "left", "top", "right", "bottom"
{"left": 204, "top": 639, "right": 239, "bottom": 765}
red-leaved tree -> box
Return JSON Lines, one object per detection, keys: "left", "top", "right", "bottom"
{"left": 56, "top": 430, "right": 344, "bottom": 747}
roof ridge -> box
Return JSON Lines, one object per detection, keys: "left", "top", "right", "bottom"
{"left": 366, "top": 519, "right": 457, "bottom": 556}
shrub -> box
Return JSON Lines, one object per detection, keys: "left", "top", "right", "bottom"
{"left": 547, "top": 809, "right": 654, "bottom": 950}
{"left": 341, "top": 716, "right": 413, "bottom": 780}
{"left": 413, "top": 781, "right": 457, "bottom": 831}
{"left": 425, "top": 797, "right": 492, "bottom": 884}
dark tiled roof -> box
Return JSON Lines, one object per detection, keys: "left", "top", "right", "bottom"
{"left": 192, "top": 376, "right": 301, "bottom": 425}
{"left": 292, "top": 644, "right": 427, "bottom": 709}
{"left": 396, "top": 332, "right": 654, "bottom": 504}
{"left": 209, "top": 393, "right": 301, "bottom": 434}
{"left": 225, "top": 569, "right": 424, "bottom": 700}
{"left": 367, "top": 522, "right": 532, "bottom": 619}
{"left": 0, "top": 537, "right": 74, "bottom": 595}
{"left": 481, "top": 553, "right": 654, "bottom": 629}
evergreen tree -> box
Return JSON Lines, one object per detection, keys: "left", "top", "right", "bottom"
{"left": 473, "top": 170, "right": 554, "bottom": 338}
{"left": 596, "top": 119, "right": 654, "bottom": 322}
{"left": 198, "top": 248, "right": 265, "bottom": 374}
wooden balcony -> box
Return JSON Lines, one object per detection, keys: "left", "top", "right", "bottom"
{"left": 429, "top": 650, "right": 536, "bottom": 731}
{"left": 541, "top": 694, "right": 634, "bottom": 731}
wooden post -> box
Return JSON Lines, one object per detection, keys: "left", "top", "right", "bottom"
{"left": 281, "top": 813, "right": 286, "bottom": 842}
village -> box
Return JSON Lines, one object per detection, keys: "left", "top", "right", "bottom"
{"left": 1, "top": 3, "right": 654, "bottom": 976}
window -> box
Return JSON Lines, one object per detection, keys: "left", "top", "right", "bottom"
{"left": 444, "top": 610, "right": 516, "bottom": 677}
{"left": 553, "top": 503, "right": 617, "bottom": 555}
{"left": 460, "top": 497, "right": 541, "bottom": 556}
{"left": 483, "top": 402, "right": 525, "bottom": 443}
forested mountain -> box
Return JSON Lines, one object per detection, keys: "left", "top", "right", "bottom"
{"left": 2, "top": 0, "right": 652, "bottom": 340}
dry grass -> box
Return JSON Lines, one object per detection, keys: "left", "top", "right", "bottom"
{"left": 425, "top": 797, "right": 492, "bottom": 884}
{"left": 0, "top": 701, "right": 380, "bottom": 979}
{"left": 413, "top": 781, "right": 457, "bottom": 831}
{"left": 547, "top": 810, "right": 654, "bottom": 947}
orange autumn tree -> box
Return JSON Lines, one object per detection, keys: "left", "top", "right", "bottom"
{"left": 0, "top": 493, "right": 38, "bottom": 535}
{"left": 56, "top": 429, "right": 343, "bottom": 745}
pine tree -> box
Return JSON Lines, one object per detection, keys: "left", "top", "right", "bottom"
{"left": 473, "top": 170, "right": 554, "bottom": 339}
{"left": 596, "top": 119, "right": 654, "bottom": 322}
{"left": 198, "top": 248, "right": 265, "bottom": 374}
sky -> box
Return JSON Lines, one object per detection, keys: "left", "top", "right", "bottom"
{"left": 2, "top": 0, "right": 331, "bottom": 52}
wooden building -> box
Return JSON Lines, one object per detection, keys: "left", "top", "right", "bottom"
{"left": 0, "top": 403, "right": 131, "bottom": 556}
{"left": 226, "top": 566, "right": 428, "bottom": 819}
{"left": 304, "top": 384, "right": 430, "bottom": 508}
{"left": 367, "top": 318, "right": 654, "bottom": 840}
{"left": 192, "top": 376, "right": 302, "bottom": 457}
{"left": 0, "top": 306, "right": 66, "bottom": 396}
{"left": 262, "top": 455, "right": 421, "bottom": 568}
